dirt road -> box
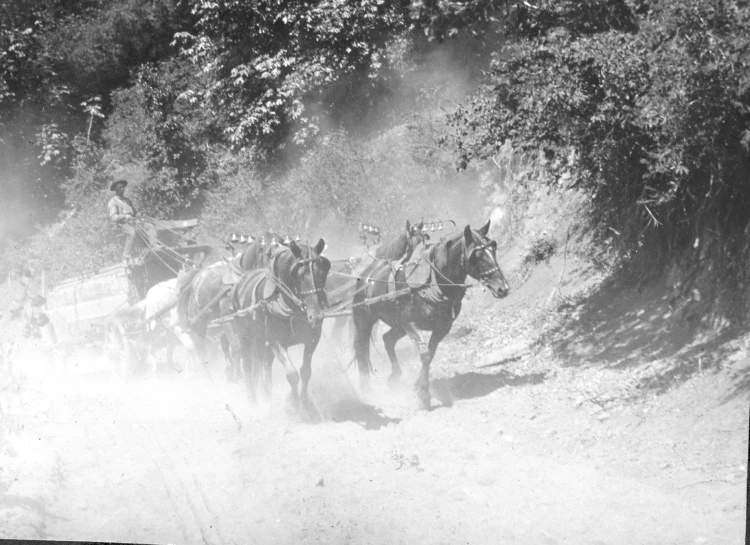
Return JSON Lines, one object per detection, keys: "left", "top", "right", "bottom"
{"left": 1, "top": 260, "right": 747, "bottom": 545}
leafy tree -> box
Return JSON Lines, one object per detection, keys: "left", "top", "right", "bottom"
{"left": 0, "top": 0, "right": 193, "bottom": 245}
{"left": 178, "top": 0, "right": 506, "bottom": 150}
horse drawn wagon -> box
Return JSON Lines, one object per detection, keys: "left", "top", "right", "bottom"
{"left": 43, "top": 219, "right": 214, "bottom": 376}
{"left": 168, "top": 218, "right": 509, "bottom": 411}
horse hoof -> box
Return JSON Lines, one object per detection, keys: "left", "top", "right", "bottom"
{"left": 284, "top": 396, "right": 300, "bottom": 415}
{"left": 300, "top": 402, "right": 320, "bottom": 423}
{"left": 358, "top": 383, "right": 374, "bottom": 405}
{"left": 387, "top": 373, "right": 402, "bottom": 389}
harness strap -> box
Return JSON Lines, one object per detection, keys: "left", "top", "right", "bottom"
{"left": 478, "top": 264, "right": 502, "bottom": 277}
{"left": 266, "top": 270, "right": 306, "bottom": 310}
{"left": 189, "top": 284, "right": 232, "bottom": 327}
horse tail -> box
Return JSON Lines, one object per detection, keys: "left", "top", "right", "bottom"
{"left": 176, "top": 269, "right": 201, "bottom": 327}
{"left": 351, "top": 279, "right": 374, "bottom": 379}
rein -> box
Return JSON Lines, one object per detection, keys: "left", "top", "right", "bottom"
{"left": 328, "top": 267, "right": 477, "bottom": 289}
{"left": 266, "top": 269, "right": 306, "bottom": 311}
{"left": 418, "top": 237, "right": 502, "bottom": 297}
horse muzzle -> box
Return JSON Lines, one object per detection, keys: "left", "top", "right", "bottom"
{"left": 484, "top": 281, "right": 509, "bottom": 299}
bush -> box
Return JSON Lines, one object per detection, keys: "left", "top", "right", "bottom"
{"left": 448, "top": 0, "right": 750, "bottom": 321}
{"left": 449, "top": 0, "right": 750, "bottom": 264}
{"left": 526, "top": 236, "right": 558, "bottom": 265}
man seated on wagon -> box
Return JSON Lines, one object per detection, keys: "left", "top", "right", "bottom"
{"left": 107, "top": 179, "right": 160, "bottom": 264}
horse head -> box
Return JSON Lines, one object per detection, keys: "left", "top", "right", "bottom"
{"left": 406, "top": 219, "right": 429, "bottom": 248}
{"left": 285, "top": 238, "right": 330, "bottom": 322}
{"left": 462, "top": 220, "right": 509, "bottom": 298}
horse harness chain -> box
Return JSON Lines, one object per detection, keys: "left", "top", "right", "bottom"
{"left": 265, "top": 257, "right": 318, "bottom": 316}
{"left": 212, "top": 254, "right": 324, "bottom": 325}
{"left": 217, "top": 239, "right": 502, "bottom": 323}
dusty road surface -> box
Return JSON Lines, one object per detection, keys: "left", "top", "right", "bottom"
{"left": 1, "top": 258, "right": 748, "bottom": 545}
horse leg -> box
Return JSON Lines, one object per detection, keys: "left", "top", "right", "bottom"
{"left": 300, "top": 326, "right": 322, "bottom": 411}
{"left": 190, "top": 320, "right": 213, "bottom": 379}
{"left": 193, "top": 335, "right": 209, "bottom": 378}
{"left": 165, "top": 345, "right": 174, "bottom": 371}
{"left": 219, "top": 298, "right": 242, "bottom": 382}
{"left": 402, "top": 321, "right": 435, "bottom": 409}
{"left": 260, "top": 345, "right": 274, "bottom": 399}
{"left": 220, "top": 330, "right": 240, "bottom": 382}
{"left": 270, "top": 342, "right": 300, "bottom": 414}
{"left": 329, "top": 316, "right": 344, "bottom": 340}
{"left": 408, "top": 322, "right": 450, "bottom": 410}
{"left": 382, "top": 325, "right": 407, "bottom": 387}
{"left": 245, "top": 333, "right": 262, "bottom": 407}
{"left": 234, "top": 316, "right": 258, "bottom": 405}
{"left": 171, "top": 324, "right": 194, "bottom": 373}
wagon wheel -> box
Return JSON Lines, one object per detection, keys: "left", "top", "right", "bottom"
{"left": 104, "top": 319, "right": 136, "bottom": 377}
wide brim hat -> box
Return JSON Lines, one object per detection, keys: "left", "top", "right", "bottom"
{"left": 110, "top": 179, "right": 128, "bottom": 191}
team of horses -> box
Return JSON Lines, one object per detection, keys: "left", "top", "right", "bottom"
{"left": 170, "top": 219, "right": 509, "bottom": 412}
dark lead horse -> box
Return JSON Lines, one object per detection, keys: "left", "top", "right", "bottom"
{"left": 325, "top": 220, "right": 426, "bottom": 341}
{"left": 175, "top": 232, "right": 282, "bottom": 378}
{"left": 230, "top": 239, "right": 330, "bottom": 413}
{"left": 351, "top": 220, "right": 509, "bottom": 409}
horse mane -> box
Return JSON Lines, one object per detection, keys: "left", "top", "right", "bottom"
{"left": 239, "top": 231, "right": 285, "bottom": 270}
{"left": 375, "top": 231, "right": 408, "bottom": 260}
{"left": 269, "top": 242, "right": 322, "bottom": 277}
{"left": 430, "top": 230, "right": 465, "bottom": 271}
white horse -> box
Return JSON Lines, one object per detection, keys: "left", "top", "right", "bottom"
{"left": 141, "top": 264, "right": 240, "bottom": 378}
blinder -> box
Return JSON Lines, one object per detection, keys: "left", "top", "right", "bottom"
{"left": 465, "top": 239, "right": 502, "bottom": 281}
{"left": 468, "top": 240, "right": 497, "bottom": 263}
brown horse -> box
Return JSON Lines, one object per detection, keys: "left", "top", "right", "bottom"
{"left": 351, "top": 220, "right": 509, "bottom": 409}
{"left": 229, "top": 239, "right": 329, "bottom": 413}
{"left": 325, "top": 220, "right": 426, "bottom": 341}
{"left": 175, "top": 232, "right": 282, "bottom": 379}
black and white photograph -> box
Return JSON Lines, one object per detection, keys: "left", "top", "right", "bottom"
{"left": 0, "top": 1, "right": 748, "bottom": 544}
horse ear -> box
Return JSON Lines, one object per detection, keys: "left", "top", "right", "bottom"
{"left": 464, "top": 224, "right": 474, "bottom": 246}
{"left": 478, "top": 219, "right": 491, "bottom": 237}
{"left": 406, "top": 219, "right": 412, "bottom": 233}
{"left": 288, "top": 240, "right": 303, "bottom": 259}
{"left": 314, "top": 238, "right": 326, "bottom": 255}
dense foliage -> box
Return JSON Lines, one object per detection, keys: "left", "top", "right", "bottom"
{"left": 0, "top": 0, "right": 191, "bottom": 239}
{"left": 176, "top": 0, "right": 504, "bottom": 151}
{"left": 450, "top": 0, "right": 750, "bottom": 270}
{"left": 3, "top": 0, "right": 750, "bottom": 322}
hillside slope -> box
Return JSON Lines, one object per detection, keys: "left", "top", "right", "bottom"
{"left": 0, "top": 234, "right": 747, "bottom": 544}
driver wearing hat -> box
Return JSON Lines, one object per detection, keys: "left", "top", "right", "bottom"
{"left": 107, "top": 179, "right": 158, "bottom": 262}
{"left": 108, "top": 179, "right": 136, "bottom": 222}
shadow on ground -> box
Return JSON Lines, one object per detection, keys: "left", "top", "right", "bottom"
{"left": 431, "top": 368, "right": 547, "bottom": 407}
{"left": 721, "top": 357, "right": 750, "bottom": 404}
{"left": 0, "top": 492, "right": 67, "bottom": 539}
{"left": 548, "top": 270, "right": 750, "bottom": 397}
{"left": 324, "top": 399, "right": 401, "bottom": 430}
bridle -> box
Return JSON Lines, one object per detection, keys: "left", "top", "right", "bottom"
{"left": 290, "top": 254, "right": 329, "bottom": 313}
{"left": 420, "top": 235, "right": 504, "bottom": 295}
{"left": 463, "top": 238, "right": 504, "bottom": 285}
